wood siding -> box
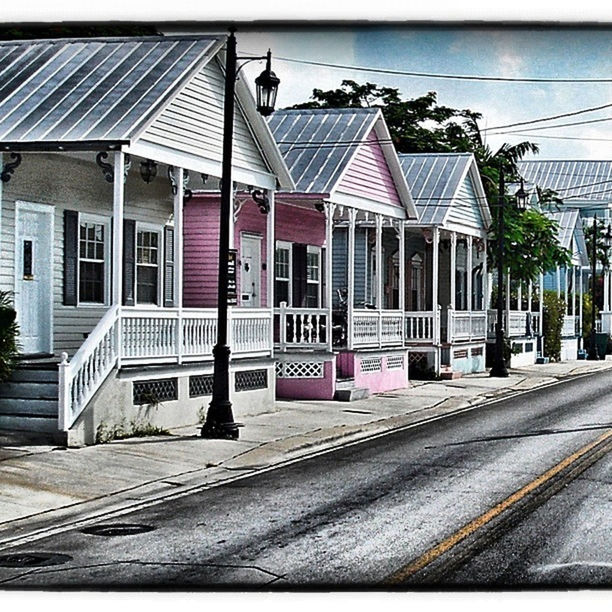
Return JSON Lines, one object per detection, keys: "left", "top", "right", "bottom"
{"left": 275, "top": 202, "right": 326, "bottom": 247}
{"left": 1, "top": 152, "right": 174, "bottom": 356}
{"left": 331, "top": 227, "right": 367, "bottom": 306}
{"left": 336, "top": 131, "right": 402, "bottom": 208}
{"left": 446, "top": 172, "right": 484, "bottom": 230}
{"left": 139, "top": 59, "right": 270, "bottom": 177}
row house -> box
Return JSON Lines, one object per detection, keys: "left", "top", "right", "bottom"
{"left": 0, "top": 36, "right": 293, "bottom": 445}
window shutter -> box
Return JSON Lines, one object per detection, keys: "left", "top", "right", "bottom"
{"left": 63, "top": 210, "right": 78, "bottom": 306}
{"left": 292, "top": 243, "right": 307, "bottom": 307}
{"left": 123, "top": 219, "right": 136, "bottom": 306}
{"left": 164, "top": 226, "right": 175, "bottom": 307}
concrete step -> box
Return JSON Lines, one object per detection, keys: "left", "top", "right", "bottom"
{"left": 335, "top": 378, "right": 355, "bottom": 391}
{"left": 0, "top": 397, "right": 58, "bottom": 417}
{"left": 0, "top": 381, "right": 58, "bottom": 399}
{"left": 9, "top": 368, "right": 58, "bottom": 383}
{"left": 440, "top": 370, "right": 462, "bottom": 380}
{"left": 335, "top": 387, "right": 370, "bottom": 402}
{"left": 0, "top": 414, "right": 59, "bottom": 435}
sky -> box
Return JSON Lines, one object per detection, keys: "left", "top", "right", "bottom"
{"left": 233, "top": 25, "right": 612, "bottom": 161}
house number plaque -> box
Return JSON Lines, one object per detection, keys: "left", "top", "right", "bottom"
{"left": 23, "top": 240, "right": 33, "bottom": 280}
{"left": 227, "top": 249, "right": 238, "bottom": 306}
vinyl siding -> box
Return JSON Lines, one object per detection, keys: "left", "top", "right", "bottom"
{"left": 446, "top": 172, "right": 484, "bottom": 230}
{"left": 139, "top": 59, "right": 270, "bottom": 177}
{"left": 1, "top": 152, "right": 174, "bottom": 356}
{"left": 336, "top": 131, "right": 402, "bottom": 208}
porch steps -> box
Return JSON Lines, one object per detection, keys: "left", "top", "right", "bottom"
{"left": 439, "top": 366, "right": 462, "bottom": 380}
{"left": 334, "top": 378, "right": 370, "bottom": 402}
{"left": 0, "top": 364, "right": 62, "bottom": 442}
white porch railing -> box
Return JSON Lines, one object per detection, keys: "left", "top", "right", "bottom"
{"left": 276, "top": 303, "right": 329, "bottom": 350}
{"left": 561, "top": 314, "right": 578, "bottom": 337}
{"left": 404, "top": 311, "right": 436, "bottom": 342}
{"left": 352, "top": 309, "right": 404, "bottom": 348}
{"left": 58, "top": 306, "right": 273, "bottom": 431}
{"left": 487, "top": 310, "right": 540, "bottom": 338}
{"left": 447, "top": 309, "right": 487, "bottom": 342}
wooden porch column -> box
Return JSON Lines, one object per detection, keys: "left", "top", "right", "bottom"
{"left": 347, "top": 208, "right": 357, "bottom": 350}
{"left": 398, "top": 221, "right": 406, "bottom": 312}
{"left": 604, "top": 270, "right": 610, "bottom": 312}
{"left": 467, "top": 235, "right": 473, "bottom": 311}
{"left": 556, "top": 266, "right": 561, "bottom": 298}
{"left": 572, "top": 266, "right": 577, "bottom": 319}
{"left": 517, "top": 282, "right": 522, "bottom": 311}
{"left": 325, "top": 201, "right": 335, "bottom": 352}
{"left": 432, "top": 226, "right": 440, "bottom": 373}
{"left": 267, "top": 190, "right": 276, "bottom": 351}
{"left": 506, "top": 271, "right": 511, "bottom": 334}
{"left": 528, "top": 280, "right": 533, "bottom": 312}
{"left": 450, "top": 232, "right": 457, "bottom": 310}
{"left": 564, "top": 267, "right": 569, "bottom": 311}
{"left": 539, "top": 273, "right": 544, "bottom": 336}
{"left": 112, "top": 152, "right": 125, "bottom": 306}
{"left": 579, "top": 268, "right": 584, "bottom": 341}
{"left": 482, "top": 239, "right": 488, "bottom": 312}
{"left": 375, "top": 214, "right": 383, "bottom": 310}
{"left": 173, "top": 167, "right": 184, "bottom": 364}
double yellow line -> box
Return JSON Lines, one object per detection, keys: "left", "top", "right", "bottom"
{"left": 385, "top": 428, "right": 612, "bottom": 584}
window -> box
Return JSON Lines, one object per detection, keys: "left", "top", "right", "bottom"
{"left": 78, "top": 215, "right": 109, "bottom": 304}
{"left": 306, "top": 247, "right": 321, "bottom": 307}
{"left": 274, "top": 242, "right": 291, "bottom": 307}
{"left": 410, "top": 253, "right": 423, "bottom": 310}
{"left": 136, "top": 228, "right": 161, "bottom": 305}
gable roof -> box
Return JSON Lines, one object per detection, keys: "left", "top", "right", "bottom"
{"left": 267, "top": 107, "right": 416, "bottom": 218}
{"left": 545, "top": 208, "right": 589, "bottom": 267}
{"left": 398, "top": 152, "right": 491, "bottom": 229}
{"left": 518, "top": 160, "right": 612, "bottom": 202}
{"left": 0, "top": 36, "right": 224, "bottom": 148}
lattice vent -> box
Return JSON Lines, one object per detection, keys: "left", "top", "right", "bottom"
{"left": 235, "top": 369, "right": 268, "bottom": 392}
{"left": 133, "top": 378, "right": 178, "bottom": 405}
{"left": 277, "top": 361, "right": 324, "bottom": 379}
{"left": 189, "top": 374, "right": 214, "bottom": 398}
{"left": 408, "top": 352, "right": 427, "bottom": 365}
{"left": 454, "top": 349, "right": 468, "bottom": 359}
{"left": 360, "top": 357, "right": 382, "bottom": 373}
{"left": 471, "top": 347, "right": 484, "bottom": 357}
{"left": 386, "top": 355, "right": 405, "bottom": 370}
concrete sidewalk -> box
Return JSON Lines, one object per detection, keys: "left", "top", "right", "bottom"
{"left": 1, "top": 359, "right": 611, "bottom": 547}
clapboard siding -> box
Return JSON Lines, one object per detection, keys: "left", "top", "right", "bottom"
{"left": 2, "top": 152, "right": 174, "bottom": 356}
{"left": 446, "top": 172, "right": 483, "bottom": 230}
{"left": 140, "top": 59, "right": 270, "bottom": 176}
{"left": 332, "top": 227, "right": 347, "bottom": 307}
{"left": 183, "top": 196, "right": 220, "bottom": 307}
{"left": 275, "top": 202, "right": 326, "bottom": 247}
{"left": 331, "top": 227, "right": 367, "bottom": 306}
{"left": 337, "top": 131, "right": 402, "bottom": 208}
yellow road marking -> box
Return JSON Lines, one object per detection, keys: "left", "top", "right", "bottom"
{"left": 385, "top": 428, "right": 612, "bottom": 584}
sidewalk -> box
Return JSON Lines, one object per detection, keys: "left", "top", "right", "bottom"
{"left": 1, "top": 359, "right": 611, "bottom": 547}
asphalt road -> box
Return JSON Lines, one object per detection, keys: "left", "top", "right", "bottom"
{"left": 0, "top": 370, "right": 610, "bottom": 589}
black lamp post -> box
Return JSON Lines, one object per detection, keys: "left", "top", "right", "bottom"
{"left": 588, "top": 215, "right": 599, "bottom": 360}
{"left": 201, "top": 28, "right": 280, "bottom": 440}
{"left": 490, "top": 169, "right": 528, "bottom": 377}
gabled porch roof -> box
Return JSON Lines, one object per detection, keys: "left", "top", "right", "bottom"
{"left": 398, "top": 152, "right": 491, "bottom": 233}
{"left": 0, "top": 36, "right": 293, "bottom": 190}
{"left": 545, "top": 209, "right": 590, "bottom": 267}
{"left": 267, "top": 107, "right": 416, "bottom": 220}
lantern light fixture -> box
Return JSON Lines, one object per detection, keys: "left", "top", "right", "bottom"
{"left": 254, "top": 50, "right": 280, "bottom": 117}
{"left": 515, "top": 178, "right": 529, "bottom": 210}
{"left": 140, "top": 159, "right": 158, "bottom": 184}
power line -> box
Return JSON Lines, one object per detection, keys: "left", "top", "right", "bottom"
{"left": 481, "top": 102, "right": 612, "bottom": 132}
{"left": 489, "top": 115, "right": 612, "bottom": 136}
{"left": 270, "top": 55, "right": 612, "bottom": 84}
{"left": 493, "top": 133, "right": 612, "bottom": 142}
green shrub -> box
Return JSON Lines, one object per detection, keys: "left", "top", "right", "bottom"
{"left": 542, "top": 290, "right": 566, "bottom": 361}
{"left": 0, "top": 291, "right": 19, "bottom": 382}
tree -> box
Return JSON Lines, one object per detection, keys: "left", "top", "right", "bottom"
{"left": 291, "top": 80, "right": 571, "bottom": 283}
{"left": 583, "top": 220, "right": 611, "bottom": 311}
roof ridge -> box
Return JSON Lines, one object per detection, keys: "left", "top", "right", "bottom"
{"left": 0, "top": 35, "right": 222, "bottom": 46}
{"left": 275, "top": 107, "right": 379, "bottom": 115}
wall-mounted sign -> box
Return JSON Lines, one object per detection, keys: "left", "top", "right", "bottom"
{"left": 227, "top": 249, "right": 238, "bottom": 306}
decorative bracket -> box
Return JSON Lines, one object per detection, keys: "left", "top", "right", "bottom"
{"left": 250, "top": 188, "right": 269, "bottom": 214}
{"left": 168, "top": 166, "right": 192, "bottom": 201}
{"left": 96, "top": 152, "right": 131, "bottom": 183}
{"left": 0, "top": 152, "right": 22, "bottom": 183}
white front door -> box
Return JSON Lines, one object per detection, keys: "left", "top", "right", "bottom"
{"left": 240, "top": 235, "right": 261, "bottom": 307}
{"left": 14, "top": 202, "right": 54, "bottom": 354}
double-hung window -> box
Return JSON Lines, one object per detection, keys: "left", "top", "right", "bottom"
{"left": 274, "top": 242, "right": 291, "bottom": 307}
{"left": 306, "top": 246, "right": 321, "bottom": 308}
{"left": 136, "top": 227, "right": 161, "bottom": 305}
{"left": 78, "top": 214, "right": 110, "bottom": 305}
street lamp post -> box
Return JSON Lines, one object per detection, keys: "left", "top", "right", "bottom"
{"left": 588, "top": 215, "right": 599, "bottom": 361}
{"left": 201, "top": 28, "right": 280, "bottom": 440}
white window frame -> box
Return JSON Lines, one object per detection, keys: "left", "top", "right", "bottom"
{"left": 275, "top": 240, "right": 292, "bottom": 307}
{"left": 306, "top": 245, "right": 322, "bottom": 308}
{"left": 410, "top": 252, "right": 424, "bottom": 311}
{"left": 77, "top": 212, "right": 111, "bottom": 307}
{"left": 135, "top": 222, "right": 163, "bottom": 307}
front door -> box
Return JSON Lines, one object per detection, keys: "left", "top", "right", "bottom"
{"left": 240, "top": 234, "right": 261, "bottom": 307}
{"left": 14, "top": 202, "right": 54, "bottom": 355}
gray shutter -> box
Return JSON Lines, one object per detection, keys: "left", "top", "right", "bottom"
{"left": 123, "top": 219, "right": 136, "bottom": 306}
{"left": 63, "top": 210, "right": 78, "bottom": 306}
{"left": 164, "top": 226, "right": 175, "bottom": 307}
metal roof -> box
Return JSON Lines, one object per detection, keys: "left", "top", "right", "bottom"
{"left": 398, "top": 153, "right": 475, "bottom": 225}
{"left": 518, "top": 160, "right": 612, "bottom": 202}
{"left": 545, "top": 208, "right": 589, "bottom": 266}
{"left": 267, "top": 107, "right": 378, "bottom": 194}
{"left": 0, "top": 36, "right": 221, "bottom": 148}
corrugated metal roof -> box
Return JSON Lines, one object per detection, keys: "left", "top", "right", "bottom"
{"left": 518, "top": 160, "right": 612, "bottom": 202}
{"left": 0, "top": 36, "right": 220, "bottom": 147}
{"left": 398, "top": 153, "right": 474, "bottom": 225}
{"left": 267, "top": 107, "right": 377, "bottom": 194}
{"left": 545, "top": 208, "right": 589, "bottom": 266}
